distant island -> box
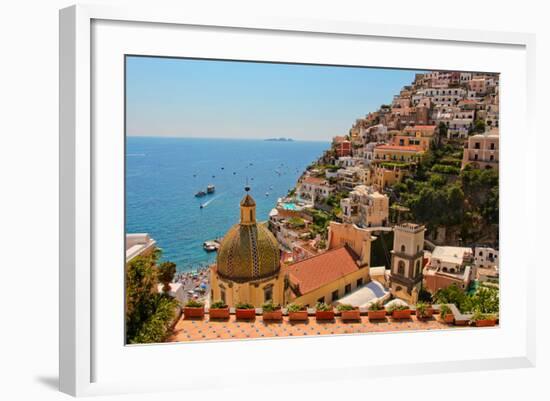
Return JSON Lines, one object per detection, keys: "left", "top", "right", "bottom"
{"left": 264, "top": 137, "right": 294, "bottom": 142}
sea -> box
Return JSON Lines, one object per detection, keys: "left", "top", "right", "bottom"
{"left": 126, "top": 137, "right": 328, "bottom": 272}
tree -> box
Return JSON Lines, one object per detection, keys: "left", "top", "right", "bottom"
{"left": 126, "top": 253, "right": 179, "bottom": 344}
{"left": 473, "top": 119, "right": 486, "bottom": 133}
{"left": 158, "top": 261, "right": 176, "bottom": 293}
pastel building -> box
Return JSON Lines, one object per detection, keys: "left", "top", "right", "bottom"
{"left": 340, "top": 185, "right": 389, "bottom": 228}
{"left": 297, "top": 176, "right": 334, "bottom": 201}
{"left": 373, "top": 144, "right": 425, "bottom": 163}
{"left": 423, "top": 246, "right": 474, "bottom": 293}
{"left": 462, "top": 131, "right": 499, "bottom": 170}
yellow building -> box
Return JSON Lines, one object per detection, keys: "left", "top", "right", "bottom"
{"left": 373, "top": 165, "right": 406, "bottom": 190}
{"left": 373, "top": 144, "right": 425, "bottom": 163}
{"left": 210, "top": 188, "right": 284, "bottom": 307}
{"left": 283, "top": 222, "right": 373, "bottom": 307}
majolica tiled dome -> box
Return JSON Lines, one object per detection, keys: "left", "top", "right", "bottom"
{"left": 216, "top": 191, "right": 280, "bottom": 281}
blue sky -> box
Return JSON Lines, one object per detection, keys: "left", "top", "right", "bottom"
{"left": 126, "top": 56, "right": 422, "bottom": 141}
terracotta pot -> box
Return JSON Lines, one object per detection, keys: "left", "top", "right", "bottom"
{"left": 315, "top": 310, "right": 335, "bottom": 321}
{"left": 474, "top": 319, "right": 497, "bottom": 327}
{"left": 416, "top": 308, "right": 434, "bottom": 320}
{"left": 235, "top": 308, "right": 256, "bottom": 320}
{"left": 340, "top": 309, "right": 361, "bottom": 321}
{"left": 442, "top": 313, "right": 454, "bottom": 324}
{"left": 288, "top": 310, "right": 308, "bottom": 321}
{"left": 392, "top": 309, "right": 411, "bottom": 319}
{"left": 209, "top": 307, "right": 230, "bottom": 319}
{"left": 367, "top": 310, "right": 387, "bottom": 320}
{"left": 184, "top": 306, "right": 205, "bottom": 319}
{"left": 262, "top": 310, "right": 283, "bottom": 321}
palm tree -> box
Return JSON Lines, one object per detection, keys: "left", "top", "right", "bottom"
{"left": 157, "top": 261, "right": 176, "bottom": 293}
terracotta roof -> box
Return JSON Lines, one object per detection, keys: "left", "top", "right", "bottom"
{"left": 404, "top": 125, "right": 436, "bottom": 131}
{"left": 301, "top": 176, "right": 328, "bottom": 185}
{"left": 375, "top": 145, "right": 424, "bottom": 152}
{"left": 285, "top": 246, "right": 361, "bottom": 294}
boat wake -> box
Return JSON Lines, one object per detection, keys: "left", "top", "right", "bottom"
{"left": 200, "top": 193, "right": 223, "bottom": 208}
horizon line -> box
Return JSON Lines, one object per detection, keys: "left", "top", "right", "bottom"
{"left": 126, "top": 135, "right": 331, "bottom": 142}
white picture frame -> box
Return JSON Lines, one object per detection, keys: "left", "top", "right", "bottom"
{"left": 59, "top": 3, "right": 536, "bottom": 397}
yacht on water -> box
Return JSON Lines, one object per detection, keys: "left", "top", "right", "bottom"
{"left": 207, "top": 184, "right": 215, "bottom": 194}
{"left": 195, "top": 190, "right": 206, "bottom": 197}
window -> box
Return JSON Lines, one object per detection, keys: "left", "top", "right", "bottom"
{"left": 263, "top": 286, "right": 273, "bottom": 302}
{"left": 332, "top": 290, "right": 339, "bottom": 302}
{"left": 221, "top": 289, "right": 226, "bottom": 304}
{"left": 397, "top": 261, "right": 405, "bottom": 275}
{"left": 490, "top": 143, "right": 495, "bottom": 150}
{"left": 415, "top": 260, "right": 420, "bottom": 276}
{"left": 490, "top": 155, "right": 494, "bottom": 161}
{"left": 400, "top": 244, "right": 406, "bottom": 253}
{"left": 317, "top": 296, "right": 325, "bottom": 304}
{"left": 345, "top": 284, "right": 352, "bottom": 294}
{"left": 356, "top": 278, "right": 363, "bottom": 287}
{"left": 475, "top": 142, "right": 480, "bottom": 149}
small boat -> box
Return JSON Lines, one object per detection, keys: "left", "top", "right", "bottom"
{"left": 212, "top": 175, "right": 216, "bottom": 178}
{"left": 200, "top": 204, "right": 205, "bottom": 209}
{"left": 233, "top": 172, "right": 236, "bottom": 175}
{"left": 206, "top": 184, "right": 215, "bottom": 194}
{"left": 203, "top": 240, "right": 219, "bottom": 252}
{"left": 221, "top": 167, "right": 224, "bottom": 170}
{"left": 195, "top": 190, "right": 206, "bottom": 197}
{"left": 265, "top": 192, "right": 269, "bottom": 196}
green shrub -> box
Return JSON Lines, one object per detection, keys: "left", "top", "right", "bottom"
{"left": 235, "top": 302, "right": 255, "bottom": 309}
{"left": 386, "top": 303, "right": 409, "bottom": 312}
{"left": 315, "top": 302, "right": 332, "bottom": 311}
{"left": 185, "top": 299, "right": 204, "bottom": 308}
{"left": 368, "top": 302, "right": 383, "bottom": 311}
{"left": 210, "top": 301, "right": 227, "bottom": 309}
{"left": 336, "top": 303, "right": 356, "bottom": 311}
{"left": 261, "top": 301, "right": 280, "bottom": 312}
{"left": 439, "top": 304, "right": 451, "bottom": 318}
{"left": 470, "top": 310, "right": 496, "bottom": 322}
{"left": 416, "top": 302, "right": 430, "bottom": 317}
{"left": 287, "top": 303, "right": 305, "bottom": 312}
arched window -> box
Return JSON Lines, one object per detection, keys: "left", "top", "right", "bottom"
{"left": 442, "top": 267, "right": 448, "bottom": 272}
{"left": 397, "top": 261, "right": 405, "bottom": 275}
{"left": 415, "top": 260, "right": 420, "bottom": 276}
{"left": 400, "top": 244, "right": 406, "bottom": 253}
{"left": 263, "top": 286, "right": 273, "bottom": 302}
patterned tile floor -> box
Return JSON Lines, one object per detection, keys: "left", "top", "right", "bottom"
{"left": 168, "top": 315, "right": 472, "bottom": 342}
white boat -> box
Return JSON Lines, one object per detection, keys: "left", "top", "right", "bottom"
{"left": 206, "top": 184, "right": 215, "bottom": 194}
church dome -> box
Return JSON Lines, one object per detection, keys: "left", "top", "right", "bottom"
{"left": 216, "top": 191, "right": 280, "bottom": 281}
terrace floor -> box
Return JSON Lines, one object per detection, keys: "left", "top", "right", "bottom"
{"left": 168, "top": 314, "right": 475, "bottom": 343}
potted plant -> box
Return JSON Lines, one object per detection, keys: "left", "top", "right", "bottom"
{"left": 415, "top": 301, "right": 434, "bottom": 320}
{"left": 367, "top": 302, "right": 386, "bottom": 320}
{"left": 387, "top": 303, "right": 411, "bottom": 319}
{"left": 287, "top": 303, "right": 308, "bottom": 321}
{"left": 209, "top": 300, "right": 229, "bottom": 319}
{"left": 315, "top": 302, "right": 335, "bottom": 321}
{"left": 184, "top": 299, "right": 205, "bottom": 319}
{"left": 439, "top": 304, "right": 454, "bottom": 324}
{"left": 337, "top": 303, "right": 361, "bottom": 321}
{"left": 470, "top": 311, "right": 497, "bottom": 327}
{"left": 262, "top": 301, "right": 283, "bottom": 321}
{"left": 235, "top": 302, "right": 256, "bottom": 320}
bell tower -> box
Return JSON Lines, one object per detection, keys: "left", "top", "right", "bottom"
{"left": 240, "top": 186, "right": 256, "bottom": 225}
{"left": 389, "top": 223, "right": 425, "bottom": 304}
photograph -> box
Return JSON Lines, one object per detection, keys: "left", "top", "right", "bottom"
{"left": 124, "top": 56, "right": 500, "bottom": 344}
